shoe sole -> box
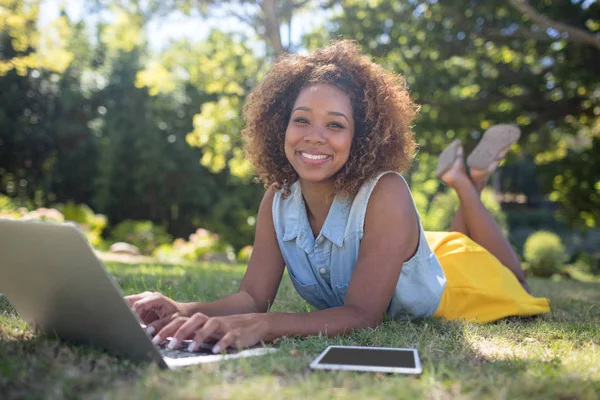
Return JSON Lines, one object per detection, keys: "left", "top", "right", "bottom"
{"left": 466, "top": 124, "right": 521, "bottom": 170}
{"left": 435, "top": 139, "right": 461, "bottom": 179}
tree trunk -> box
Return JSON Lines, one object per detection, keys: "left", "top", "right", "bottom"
{"left": 260, "top": 0, "right": 285, "bottom": 56}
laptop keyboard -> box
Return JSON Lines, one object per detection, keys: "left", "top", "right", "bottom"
{"left": 158, "top": 339, "right": 237, "bottom": 358}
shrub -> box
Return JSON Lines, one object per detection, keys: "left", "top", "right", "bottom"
{"left": 523, "top": 231, "right": 567, "bottom": 277}
{"left": 173, "top": 229, "right": 215, "bottom": 261}
{"left": 0, "top": 195, "right": 16, "bottom": 212}
{"left": 174, "top": 228, "right": 235, "bottom": 263}
{"left": 110, "top": 220, "right": 172, "bottom": 255}
{"left": 152, "top": 243, "right": 183, "bottom": 263}
{"left": 574, "top": 252, "right": 600, "bottom": 276}
{"left": 237, "top": 245, "right": 253, "bottom": 263}
{"left": 60, "top": 202, "right": 107, "bottom": 247}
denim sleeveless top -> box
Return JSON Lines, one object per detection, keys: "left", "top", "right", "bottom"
{"left": 272, "top": 171, "right": 447, "bottom": 320}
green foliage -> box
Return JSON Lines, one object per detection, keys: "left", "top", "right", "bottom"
{"left": 137, "top": 29, "right": 265, "bottom": 182}
{"left": 0, "top": 14, "right": 98, "bottom": 207}
{"left": 100, "top": 8, "right": 143, "bottom": 53}
{"left": 524, "top": 231, "right": 567, "bottom": 277}
{"left": 152, "top": 228, "right": 237, "bottom": 263}
{"left": 174, "top": 228, "right": 235, "bottom": 262}
{"left": 0, "top": 194, "right": 15, "bottom": 211}
{"left": 89, "top": 33, "right": 262, "bottom": 249}
{"left": 2, "top": 0, "right": 599, "bottom": 253}
{"left": 1, "top": 3, "right": 263, "bottom": 251}
{"left": 541, "top": 136, "right": 600, "bottom": 230}
{"left": 237, "top": 245, "right": 253, "bottom": 263}
{"left": 109, "top": 220, "right": 172, "bottom": 255}
{"left": 61, "top": 202, "right": 107, "bottom": 247}
{"left": 418, "top": 186, "right": 508, "bottom": 234}
{"left": 324, "top": 0, "right": 600, "bottom": 228}
{"left": 574, "top": 252, "right": 600, "bottom": 276}
{"left": 151, "top": 243, "right": 182, "bottom": 263}
{"left": 188, "top": 95, "right": 253, "bottom": 179}
{"left": 0, "top": 0, "right": 74, "bottom": 76}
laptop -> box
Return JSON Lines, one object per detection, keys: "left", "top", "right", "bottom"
{"left": 0, "top": 219, "right": 275, "bottom": 369}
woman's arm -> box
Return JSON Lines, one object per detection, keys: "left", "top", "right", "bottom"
{"left": 157, "top": 174, "right": 420, "bottom": 351}
{"left": 180, "top": 185, "right": 286, "bottom": 317}
{"left": 130, "top": 186, "right": 285, "bottom": 330}
{"left": 262, "top": 173, "right": 419, "bottom": 338}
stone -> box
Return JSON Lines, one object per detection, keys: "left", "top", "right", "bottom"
{"left": 109, "top": 242, "right": 140, "bottom": 256}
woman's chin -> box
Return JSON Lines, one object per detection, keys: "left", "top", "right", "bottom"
{"left": 297, "top": 172, "right": 336, "bottom": 185}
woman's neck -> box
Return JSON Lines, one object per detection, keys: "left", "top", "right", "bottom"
{"left": 298, "top": 179, "right": 335, "bottom": 227}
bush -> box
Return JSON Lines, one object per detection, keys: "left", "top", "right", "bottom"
{"left": 152, "top": 243, "right": 183, "bottom": 263}
{"left": 574, "top": 252, "right": 600, "bottom": 276}
{"left": 237, "top": 245, "right": 253, "bottom": 263}
{"left": 110, "top": 220, "right": 172, "bottom": 255}
{"left": 0, "top": 195, "right": 16, "bottom": 212}
{"left": 172, "top": 228, "right": 235, "bottom": 263}
{"left": 60, "top": 202, "right": 107, "bottom": 248}
{"left": 523, "top": 231, "right": 567, "bottom": 277}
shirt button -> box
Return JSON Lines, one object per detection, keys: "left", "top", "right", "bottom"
{"left": 319, "top": 267, "right": 327, "bottom": 274}
{"left": 317, "top": 237, "right": 324, "bottom": 244}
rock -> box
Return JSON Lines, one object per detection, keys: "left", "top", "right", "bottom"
{"left": 109, "top": 242, "right": 140, "bottom": 256}
{"left": 200, "top": 252, "right": 235, "bottom": 264}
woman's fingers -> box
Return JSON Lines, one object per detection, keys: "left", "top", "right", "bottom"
{"left": 146, "top": 313, "right": 179, "bottom": 336}
{"left": 132, "top": 293, "right": 170, "bottom": 318}
{"left": 151, "top": 316, "right": 188, "bottom": 346}
{"left": 140, "top": 309, "right": 160, "bottom": 324}
{"left": 124, "top": 291, "right": 153, "bottom": 306}
{"left": 189, "top": 317, "right": 223, "bottom": 351}
{"left": 211, "top": 331, "right": 240, "bottom": 354}
{"left": 169, "top": 313, "right": 210, "bottom": 350}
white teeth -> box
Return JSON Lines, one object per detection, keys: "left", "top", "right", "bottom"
{"left": 300, "top": 152, "right": 329, "bottom": 160}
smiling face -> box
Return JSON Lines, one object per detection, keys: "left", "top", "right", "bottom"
{"left": 284, "top": 84, "right": 355, "bottom": 186}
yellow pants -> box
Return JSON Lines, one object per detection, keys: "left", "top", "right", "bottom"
{"left": 426, "top": 231, "right": 551, "bottom": 323}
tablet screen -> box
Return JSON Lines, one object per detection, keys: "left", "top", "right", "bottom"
{"left": 317, "top": 347, "right": 416, "bottom": 368}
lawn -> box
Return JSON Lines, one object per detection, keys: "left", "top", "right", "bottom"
{"left": 1, "top": 261, "right": 599, "bottom": 400}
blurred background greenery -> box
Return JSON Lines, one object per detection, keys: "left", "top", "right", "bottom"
{"left": 0, "top": 0, "right": 598, "bottom": 276}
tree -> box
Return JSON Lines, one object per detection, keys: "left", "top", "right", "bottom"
{"left": 194, "top": 0, "right": 316, "bottom": 55}
{"left": 0, "top": 0, "right": 73, "bottom": 76}
{"left": 315, "top": 0, "right": 599, "bottom": 228}
{"left": 0, "top": 9, "right": 92, "bottom": 206}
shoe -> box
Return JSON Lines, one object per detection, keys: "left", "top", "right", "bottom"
{"left": 466, "top": 124, "right": 521, "bottom": 170}
{"left": 435, "top": 139, "right": 462, "bottom": 179}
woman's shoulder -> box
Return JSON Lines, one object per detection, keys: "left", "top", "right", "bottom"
{"left": 355, "top": 171, "right": 412, "bottom": 206}
{"left": 368, "top": 172, "right": 413, "bottom": 211}
{"left": 348, "top": 171, "right": 416, "bottom": 234}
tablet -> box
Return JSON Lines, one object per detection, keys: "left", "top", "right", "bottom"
{"left": 309, "top": 345, "right": 422, "bottom": 374}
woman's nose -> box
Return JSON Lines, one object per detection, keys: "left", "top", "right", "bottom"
{"left": 304, "top": 127, "right": 326, "bottom": 144}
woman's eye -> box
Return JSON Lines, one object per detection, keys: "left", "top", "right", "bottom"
{"left": 329, "top": 122, "right": 345, "bottom": 129}
{"left": 294, "top": 118, "right": 308, "bottom": 124}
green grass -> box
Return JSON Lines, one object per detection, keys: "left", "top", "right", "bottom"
{"left": 1, "top": 261, "right": 599, "bottom": 399}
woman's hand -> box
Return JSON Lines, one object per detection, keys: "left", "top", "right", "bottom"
{"left": 153, "top": 313, "right": 269, "bottom": 353}
{"left": 125, "top": 291, "right": 187, "bottom": 334}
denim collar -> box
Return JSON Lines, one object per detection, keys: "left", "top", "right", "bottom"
{"left": 282, "top": 181, "right": 350, "bottom": 249}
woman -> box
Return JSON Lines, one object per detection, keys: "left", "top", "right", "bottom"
{"left": 126, "top": 41, "right": 550, "bottom": 354}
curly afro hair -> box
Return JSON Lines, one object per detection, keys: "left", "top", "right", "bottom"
{"left": 242, "top": 40, "right": 418, "bottom": 199}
